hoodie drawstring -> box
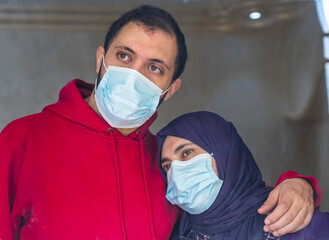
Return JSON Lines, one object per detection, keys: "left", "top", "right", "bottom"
{"left": 137, "top": 131, "right": 157, "bottom": 240}
{"left": 108, "top": 128, "right": 127, "bottom": 240}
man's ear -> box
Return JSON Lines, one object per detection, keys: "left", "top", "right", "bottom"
{"left": 163, "top": 78, "right": 182, "bottom": 101}
{"left": 96, "top": 46, "right": 105, "bottom": 74}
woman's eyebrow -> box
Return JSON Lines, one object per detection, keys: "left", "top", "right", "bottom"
{"left": 161, "top": 157, "right": 170, "bottom": 165}
{"left": 161, "top": 143, "right": 194, "bottom": 165}
{"left": 174, "top": 143, "right": 194, "bottom": 155}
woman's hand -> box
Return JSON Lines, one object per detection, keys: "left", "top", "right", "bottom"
{"left": 258, "top": 178, "right": 314, "bottom": 237}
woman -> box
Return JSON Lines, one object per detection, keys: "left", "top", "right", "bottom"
{"left": 157, "top": 111, "right": 329, "bottom": 240}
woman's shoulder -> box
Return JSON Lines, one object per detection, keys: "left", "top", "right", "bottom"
{"left": 282, "top": 210, "right": 329, "bottom": 240}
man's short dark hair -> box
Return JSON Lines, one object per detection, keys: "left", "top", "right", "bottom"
{"left": 103, "top": 5, "right": 187, "bottom": 81}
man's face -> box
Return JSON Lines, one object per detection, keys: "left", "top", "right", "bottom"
{"left": 96, "top": 22, "right": 181, "bottom": 99}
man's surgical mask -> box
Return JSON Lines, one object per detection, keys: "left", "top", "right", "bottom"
{"left": 95, "top": 55, "right": 170, "bottom": 128}
{"left": 166, "top": 153, "right": 223, "bottom": 214}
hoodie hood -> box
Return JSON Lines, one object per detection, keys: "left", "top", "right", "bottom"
{"left": 43, "top": 79, "right": 158, "bottom": 138}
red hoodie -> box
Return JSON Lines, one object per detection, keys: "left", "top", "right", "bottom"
{"left": 0, "top": 79, "right": 178, "bottom": 240}
{"left": 0, "top": 79, "right": 321, "bottom": 240}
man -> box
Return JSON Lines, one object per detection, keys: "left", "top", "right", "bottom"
{"left": 0, "top": 5, "right": 321, "bottom": 240}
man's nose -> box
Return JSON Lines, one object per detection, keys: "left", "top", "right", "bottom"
{"left": 129, "top": 61, "right": 147, "bottom": 77}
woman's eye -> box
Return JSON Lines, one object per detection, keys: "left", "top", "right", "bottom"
{"left": 162, "top": 164, "right": 171, "bottom": 173}
{"left": 182, "top": 149, "right": 193, "bottom": 158}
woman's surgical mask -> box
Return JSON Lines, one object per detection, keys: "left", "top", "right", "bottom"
{"left": 166, "top": 153, "right": 223, "bottom": 214}
{"left": 95, "top": 55, "right": 170, "bottom": 128}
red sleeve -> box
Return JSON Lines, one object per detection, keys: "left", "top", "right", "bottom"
{"left": 275, "top": 171, "right": 322, "bottom": 208}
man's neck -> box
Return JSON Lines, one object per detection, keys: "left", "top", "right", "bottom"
{"left": 85, "top": 90, "right": 138, "bottom": 136}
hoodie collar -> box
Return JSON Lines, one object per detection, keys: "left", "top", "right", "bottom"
{"left": 43, "top": 79, "right": 158, "bottom": 138}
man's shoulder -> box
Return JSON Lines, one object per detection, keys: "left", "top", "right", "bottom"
{"left": 1, "top": 111, "right": 55, "bottom": 140}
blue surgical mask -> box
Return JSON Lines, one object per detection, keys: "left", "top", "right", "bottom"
{"left": 166, "top": 153, "right": 223, "bottom": 214}
{"left": 95, "top": 55, "right": 170, "bottom": 128}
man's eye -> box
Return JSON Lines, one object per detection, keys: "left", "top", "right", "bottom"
{"left": 118, "top": 53, "right": 130, "bottom": 61}
{"left": 149, "top": 65, "right": 162, "bottom": 74}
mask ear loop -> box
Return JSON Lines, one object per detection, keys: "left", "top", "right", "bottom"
{"left": 95, "top": 55, "right": 106, "bottom": 89}
{"left": 157, "top": 84, "right": 172, "bottom": 107}
{"left": 160, "top": 84, "right": 172, "bottom": 96}
{"left": 102, "top": 54, "right": 109, "bottom": 71}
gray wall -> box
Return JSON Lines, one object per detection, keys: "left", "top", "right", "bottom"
{"left": 0, "top": 0, "right": 328, "bottom": 211}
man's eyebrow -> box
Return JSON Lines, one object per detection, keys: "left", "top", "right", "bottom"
{"left": 115, "top": 46, "right": 135, "bottom": 54}
{"left": 174, "top": 143, "right": 194, "bottom": 155}
{"left": 149, "top": 58, "right": 171, "bottom": 71}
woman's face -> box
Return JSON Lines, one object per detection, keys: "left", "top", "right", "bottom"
{"left": 161, "top": 135, "right": 218, "bottom": 176}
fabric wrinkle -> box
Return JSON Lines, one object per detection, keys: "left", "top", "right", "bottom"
{"left": 137, "top": 131, "right": 157, "bottom": 240}
{"left": 108, "top": 128, "right": 127, "bottom": 240}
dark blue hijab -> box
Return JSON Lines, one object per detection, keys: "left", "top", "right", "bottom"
{"left": 157, "top": 111, "right": 272, "bottom": 239}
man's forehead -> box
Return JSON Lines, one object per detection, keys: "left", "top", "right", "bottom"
{"left": 110, "top": 22, "right": 177, "bottom": 68}
{"left": 110, "top": 21, "right": 177, "bottom": 49}
{"left": 125, "top": 21, "right": 174, "bottom": 36}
